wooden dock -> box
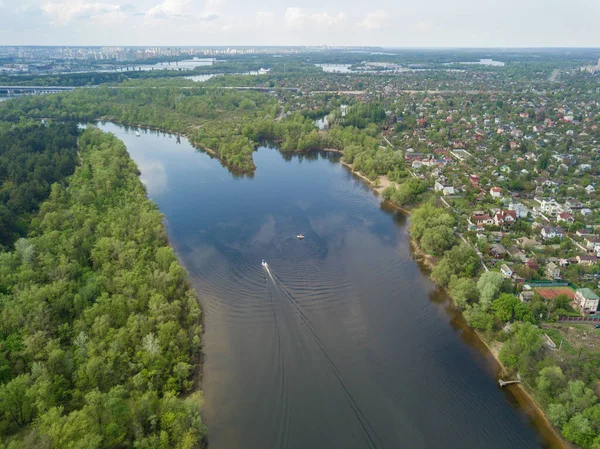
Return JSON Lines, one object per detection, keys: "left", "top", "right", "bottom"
{"left": 498, "top": 379, "right": 521, "bottom": 387}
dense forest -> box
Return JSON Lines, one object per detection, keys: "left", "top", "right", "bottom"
{"left": 0, "top": 128, "right": 205, "bottom": 448}
{"left": 0, "top": 122, "right": 78, "bottom": 249}
{"left": 0, "top": 87, "right": 406, "bottom": 179}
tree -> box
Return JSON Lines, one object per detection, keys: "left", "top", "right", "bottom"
{"left": 563, "top": 414, "right": 595, "bottom": 448}
{"left": 464, "top": 303, "right": 494, "bottom": 331}
{"left": 0, "top": 375, "right": 35, "bottom": 427}
{"left": 547, "top": 403, "right": 568, "bottom": 427}
{"left": 536, "top": 366, "right": 565, "bottom": 404}
{"left": 448, "top": 276, "right": 478, "bottom": 309}
{"left": 420, "top": 225, "right": 457, "bottom": 256}
{"left": 410, "top": 202, "right": 454, "bottom": 241}
{"left": 477, "top": 271, "right": 505, "bottom": 310}
{"left": 431, "top": 245, "right": 479, "bottom": 286}
{"left": 492, "top": 293, "right": 520, "bottom": 321}
{"left": 499, "top": 322, "right": 543, "bottom": 375}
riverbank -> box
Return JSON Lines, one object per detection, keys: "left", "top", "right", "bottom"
{"left": 408, "top": 234, "right": 569, "bottom": 449}
{"left": 341, "top": 167, "right": 570, "bottom": 449}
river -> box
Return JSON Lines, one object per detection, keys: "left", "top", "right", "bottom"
{"left": 95, "top": 122, "right": 555, "bottom": 449}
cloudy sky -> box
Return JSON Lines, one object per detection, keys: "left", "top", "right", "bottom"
{"left": 0, "top": 0, "right": 598, "bottom": 47}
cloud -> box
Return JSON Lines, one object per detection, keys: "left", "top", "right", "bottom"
{"left": 284, "top": 7, "right": 346, "bottom": 30}
{"left": 146, "top": 0, "right": 188, "bottom": 19}
{"left": 146, "top": 0, "right": 218, "bottom": 20}
{"left": 357, "top": 10, "right": 389, "bottom": 30}
{"left": 256, "top": 11, "right": 274, "bottom": 26}
{"left": 41, "top": 0, "right": 123, "bottom": 25}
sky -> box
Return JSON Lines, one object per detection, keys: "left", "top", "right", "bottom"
{"left": 0, "top": 0, "right": 599, "bottom": 47}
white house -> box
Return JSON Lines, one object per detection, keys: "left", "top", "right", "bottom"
{"left": 585, "top": 185, "right": 596, "bottom": 194}
{"left": 509, "top": 202, "right": 530, "bottom": 218}
{"left": 500, "top": 264, "right": 513, "bottom": 279}
{"left": 575, "top": 288, "right": 600, "bottom": 314}
{"left": 490, "top": 187, "right": 502, "bottom": 198}
{"left": 541, "top": 226, "right": 564, "bottom": 240}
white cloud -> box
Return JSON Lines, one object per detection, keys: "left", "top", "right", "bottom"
{"left": 312, "top": 12, "right": 345, "bottom": 26}
{"left": 256, "top": 11, "right": 274, "bottom": 26}
{"left": 41, "top": 0, "right": 122, "bottom": 25}
{"left": 357, "top": 10, "right": 389, "bottom": 30}
{"left": 146, "top": 0, "right": 219, "bottom": 20}
{"left": 284, "top": 7, "right": 304, "bottom": 29}
{"left": 146, "top": 0, "right": 188, "bottom": 18}
{"left": 284, "top": 7, "right": 346, "bottom": 30}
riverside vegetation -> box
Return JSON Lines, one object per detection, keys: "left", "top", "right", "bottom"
{"left": 410, "top": 202, "right": 600, "bottom": 449}
{"left": 0, "top": 127, "right": 205, "bottom": 448}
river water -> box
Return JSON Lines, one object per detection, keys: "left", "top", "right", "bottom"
{"left": 96, "top": 122, "right": 553, "bottom": 449}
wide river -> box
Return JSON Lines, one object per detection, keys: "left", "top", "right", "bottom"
{"left": 97, "top": 122, "right": 555, "bottom": 449}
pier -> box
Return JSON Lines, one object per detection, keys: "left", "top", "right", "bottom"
{"left": 498, "top": 379, "right": 521, "bottom": 387}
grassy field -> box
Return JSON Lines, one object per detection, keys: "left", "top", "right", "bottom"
{"left": 541, "top": 322, "right": 600, "bottom": 358}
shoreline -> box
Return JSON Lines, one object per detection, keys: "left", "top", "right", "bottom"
{"left": 408, "top": 221, "right": 569, "bottom": 449}
{"left": 99, "top": 119, "right": 568, "bottom": 449}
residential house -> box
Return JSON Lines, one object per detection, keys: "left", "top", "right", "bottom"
{"left": 545, "top": 262, "right": 561, "bottom": 279}
{"left": 564, "top": 199, "right": 583, "bottom": 211}
{"left": 585, "top": 185, "right": 596, "bottom": 194}
{"left": 509, "top": 202, "right": 530, "bottom": 218}
{"left": 494, "top": 210, "right": 517, "bottom": 226}
{"left": 470, "top": 212, "right": 494, "bottom": 228}
{"left": 538, "top": 199, "right": 562, "bottom": 217}
{"left": 508, "top": 246, "right": 527, "bottom": 262}
{"left": 469, "top": 175, "right": 480, "bottom": 188}
{"left": 517, "top": 237, "right": 540, "bottom": 249}
{"left": 583, "top": 235, "right": 600, "bottom": 251}
{"left": 500, "top": 264, "right": 513, "bottom": 279}
{"left": 520, "top": 290, "right": 535, "bottom": 302}
{"left": 490, "top": 244, "right": 508, "bottom": 259}
{"left": 490, "top": 187, "right": 502, "bottom": 198}
{"left": 577, "top": 254, "right": 598, "bottom": 266}
{"left": 557, "top": 212, "right": 574, "bottom": 224}
{"left": 574, "top": 288, "right": 600, "bottom": 314}
{"left": 541, "top": 226, "right": 564, "bottom": 240}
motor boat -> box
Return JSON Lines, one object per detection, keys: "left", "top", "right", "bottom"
{"left": 296, "top": 234, "right": 305, "bottom": 239}
{"left": 135, "top": 131, "right": 141, "bottom": 137}
{"left": 261, "top": 259, "right": 268, "bottom": 267}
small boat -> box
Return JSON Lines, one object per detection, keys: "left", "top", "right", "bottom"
{"left": 296, "top": 234, "right": 305, "bottom": 239}
{"left": 135, "top": 131, "right": 140, "bottom": 137}
{"left": 261, "top": 259, "right": 268, "bottom": 267}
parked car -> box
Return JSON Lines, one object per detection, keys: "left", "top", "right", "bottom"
{"left": 594, "top": 324, "right": 600, "bottom": 329}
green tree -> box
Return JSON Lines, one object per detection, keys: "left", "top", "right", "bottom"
{"left": 477, "top": 271, "right": 505, "bottom": 310}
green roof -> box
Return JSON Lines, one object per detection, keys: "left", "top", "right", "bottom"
{"left": 576, "top": 288, "right": 600, "bottom": 300}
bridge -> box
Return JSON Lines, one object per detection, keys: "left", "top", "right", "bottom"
{"left": 0, "top": 85, "right": 300, "bottom": 95}
{"left": 0, "top": 85, "right": 78, "bottom": 94}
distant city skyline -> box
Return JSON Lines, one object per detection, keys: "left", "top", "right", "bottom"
{"left": 0, "top": 0, "right": 598, "bottom": 47}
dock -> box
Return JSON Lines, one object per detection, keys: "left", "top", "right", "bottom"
{"left": 498, "top": 379, "right": 521, "bottom": 387}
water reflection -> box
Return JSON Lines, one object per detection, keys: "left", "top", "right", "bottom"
{"left": 93, "top": 122, "right": 559, "bottom": 449}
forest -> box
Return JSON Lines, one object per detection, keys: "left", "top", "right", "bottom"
{"left": 0, "top": 87, "right": 407, "bottom": 179}
{"left": 0, "top": 128, "right": 205, "bottom": 449}
{"left": 0, "top": 122, "right": 78, "bottom": 249}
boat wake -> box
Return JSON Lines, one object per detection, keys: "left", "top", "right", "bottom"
{"left": 263, "top": 263, "right": 383, "bottom": 449}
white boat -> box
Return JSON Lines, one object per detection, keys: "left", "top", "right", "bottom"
{"left": 296, "top": 234, "right": 305, "bottom": 239}
{"left": 135, "top": 131, "right": 140, "bottom": 137}
{"left": 261, "top": 259, "right": 268, "bottom": 267}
